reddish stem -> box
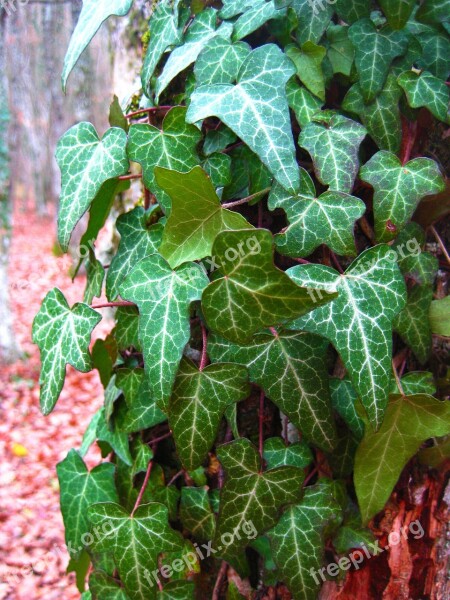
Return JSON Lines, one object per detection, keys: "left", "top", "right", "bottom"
{"left": 212, "top": 561, "right": 228, "bottom": 600}
{"left": 118, "top": 173, "right": 142, "bottom": 181}
{"left": 400, "top": 119, "right": 417, "bottom": 164}
{"left": 199, "top": 322, "right": 208, "bottom": 371}
{"left": 269, "top": 327, "right": 278, "bottom": 337}
{"left": 144, "top": 188, "right": 151, "bottom": 211}
{"left": 259, "top": 389, "right": 265, "bottom": 459}
{"left": 330, "top": 251, "right": 344, "bottom": 274}
{"left": 148, "top": 431, "right": 172, "bottom": 446}
{"left": 292, "top": 257, "right": 310, "bottom": 264}
{"left": 131, "top": 459, "right": 153, "bottom": 516}
{"left": 125, "top": 105, "right": 175, "bottom": 119}
{"left": 167, "top": 469, "right": 184, "bottom": 487}
{"left": 222, "top": 187, "right": 271, "bottom": 209}
{"left": 91, "top": 301, "right": 135, "bottom": 309}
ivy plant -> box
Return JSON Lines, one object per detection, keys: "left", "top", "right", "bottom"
{"left": 34, "top": 1, "right": 450, "bottom": 598}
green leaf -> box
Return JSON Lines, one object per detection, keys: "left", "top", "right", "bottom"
{"left": 56, "top": 450, "right": 118, "bottom": 560}
{"left": 118, "top": 256, "right": 208, "bottom": 409}
{"left": 326, "top": 24, "right": 355, "bottom": 77}
{"left": 269, "top": 167, "right": 365, "bottom": 258}
{"left": 156, "top": 166, "right": 251, "bottom": 268}
{"left": 263, "top": 437, "right": 313, "bottom": 469}
{"left": 209, "top": 329, "right": 337, "bottom": 451}
{"left": 348, "top": 18, "right": 408, "bottom": 102}
{"left": 268, "top": 481, "right": 343, "bottom": 600}
{"left": 215, "top": 438, "right": 304, "bottom": 563}
{"left": 96, "top": 406, "right": 133, "bottom": 466}
{"left": 419, "top": 435, "right": 450, "bottom": 467}
{"left": 203, "top": 152, "right": 232, "bottom": 188}
{"left": 378, "top": 0, "right": 415, "bottom": 29}
{"left": 360, "top": 151, "right": 445, "bottom": 242}
{"left": 329, "top": 378, "right": 365, "bottom": 441}
{"left": 389, "top": 371, "right": 436, "bottom": 396}
{"left": 195, "top": 37, "right": 251, "bottom": 86}
{"left": 288, "top": 245, "right": 406, "bottom": 428}
{"left": 355, "top": 393, "right": 450, "bottom": 523}
{"left": 62, "top": 0, "right": 133, "bottom": 90}
{"left": 187, "top": 44, "right": 299, "bottom": 193}
{"left": 398, "top": 70, "right": 450, "bottom": 123}
{"left": 155, "top": 9, "right": 233, "bottom": 100}
{"left": 392, "top": 224, "right": 438, "bottom": 286}
{"left": 202, "top": 229, "right": 337, "bottom": 344}
{"left": 180, "top": 487, "right": 216, "bottom": 541}
{"left": 88, "top": 502, "right": 184, "bottom": 600}
{"left": 417, "top": 32, "right": 450, "bottom": 80}
{"left": 293, "top": 0, "right": 335, "bottom": 46}
{"left": 169, "top": 358, "right": 249, "bottom": 470}
{"left": 286, "top": 42, "right": 326, "bottom": 101}
{"left": 115, "top": 306, "right": 141, "bottom": 351}
{"left": 109, "top": 95, "right": 129, "bottom": 132}
{"left": 232, "top": 0, "right": 284, "bottom": 42}
{"left": 203, "top": 126, "right": 237, "bottom": 156}
{"left": 121, "top": 375, "right": 168, "bottom": 434}
{"left": 127, "top": 107, "right": 201, "bottom": 213}
{"left": 286, "top": 79, "right": 324, "bottom": 128}
{"left": 84, "top": 253, "right": 104, "bottom": 304}
{"left": 90, "top": 571, "right": 130, "bottom": 599}
{"left": 299, "top": 111, "right": 366, "bottom": 193}
{"left": 141, "top": 0, "right": 184, "bottom": 95}
{"left": 416, "top": 0, "right": 450, "bottom": 27}
{"left": 106, "top": 207, "right": 163, "bottom": 300}
{"left": 335, "top": 0, "right": 370, "bottom": 24}
{"left": 394, "top": 285, "right": 433, "bottom": 363}
{"left": 430, "top": 296, "right": 450, "bottom": 336}
{"left": 159, "top": 581, "right": 195, "bottom": 600}
{"left": 342, "top": 73, "right": 402, "bottom": 153}
{"left": 32, "top": 289, "right": 101, "bottom": 415}
{"left": 222, "top": 145, "right": 272, "bottom": 201}
{"left": 67, "top": 549, "right": 91, "bottom": 593}
{"left": 56, "top": 123, "right": 128, "bottom": 251}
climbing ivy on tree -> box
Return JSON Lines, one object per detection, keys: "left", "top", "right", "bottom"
{"left": 34, "top": 1, "right": 450, "bottom": 598}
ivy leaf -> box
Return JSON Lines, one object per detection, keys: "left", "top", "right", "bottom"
{"left": 269, "top": 167, "right": 365, "bottom": 258}
{"left": 267, "top": 481, "right": 343, "bottom": 600}
{"left": 417, "top": 32, "right": 450, "bottom": 80}
{"left": 187, "top": 44, "right": 299, "bottom": 193}
{"left": 416, "top": 0, "right": 450, "bottom": 26}
{"left": 209, "top": 329, "right": 337, "bottom": 451}
{"left": 203, "top": 126, "right": 237, "bottom": 156}
{"left": 84, "top": 253, "right": 104, "bottom": 305}
{"left": 215, "top": 438, "right": 304, "bottom": 563}
{"left": 393, "top": 284, "right": 433, "bottom": 363}
{"left": 398, "top": 70, "right": 450, "bottom": 123}
{"left": 348, "top": 19, "right": 408, "bottom": 102}
{"left": 293, "top": 0, "right": 335, "bottom": 46}
{"left": 118, "top": 256, "right": 208, "bottom": 409}
{"left": 62, "top": 0, "right": 133, "bottom": 91}
{"left": 335, "top": 0, "right": 370, "bottom": 24}
{"left": 288, "top": 245, "right": 406, "bottom": 428}
{"left": 203, "top": 152, "right": 232, "bottom": 188}
{"left": 32, "top": 289, "right": 101, "bottom": 415}
{"left": 286, "top": 42, "right": 326, "bottom": 101}
{"left": 232, "top": 0, "right": 283, "bottom": 42}
{"left": 127, "top": 107, "right": 201, "bottom": 214}
{"left": 96, "top": 406, "right": 133, "bottom": 466}
{"left": 430, "top": 296, "right": 450, "bottom": 337}
{"left": 106, "top": 207, "right": 164, "bottom": 300}
{"left": 202, "top": 229, "right": 336, "bottom": 344}
{"left": 141, "top": 0, "right": 184, "bottom": 95}
{"left": 360, "top": 151, "right": 445, "bottom": 242}
{"left": 56, "top": 123, "right": 128, "bottom": 251}
{"left": 159, "top": 581, "right": 195, "bottom": 600}
{"left": 326, "top": 24, "right": 355, "bottom": 77}
{"left": 330, "top": 378, "right": 365, "bottom": 441}
{"left": 169, "top": 358, "right": 249, "bottom": 470}
{"left": 56, "top": 450, "right": 118, "bottom": 560}
{"left": 156, "top": 166, "right": 251, "bottom": 268}
{"left": 286, "top": 79, "right": 324, "bottom": 128}
{"left": 222, "top": 145, "right": 272, "bottom": 201}
{"left": 342, "top": 74, "right": 402, "bottom": 153}
{"left": 378, "top": 0, "right": 415, "bottom": 29}
{"left": 263, "top": 437, "right": 313, "bottom": 469}
{"left": 115, "top": 306, "right": 141, "bottom": 351}
{"left": 299, "top": 112, "right": 367, "bottom": 193}
{"left": 88, "top": 502, "right": 184, "bottom": 600}
{"left": 194, "top": 38, "right": 251, "bottom": 86}
{"left": 122, "top": 376, "right": 168, "bottom": 434}
{"left": 180, "top": 487, "right": 216, "bottom": 541}
{"left": 155, "top": 9, "right": 233, "bottom": 100}
{"left": 89, "top": 571, "right": 130, "bottom": 599}
{"left": 355, "top": 393, "right": 450, "bottom": 523}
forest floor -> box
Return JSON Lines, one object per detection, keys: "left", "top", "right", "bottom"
{"left": 0, "top": 203, "right": 110, "bottom": 599}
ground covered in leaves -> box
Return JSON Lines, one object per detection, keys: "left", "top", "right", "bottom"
{"left": 0, "top": 205, "right": 109, "bottom": 599}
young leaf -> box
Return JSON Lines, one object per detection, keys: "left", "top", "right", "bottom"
{"left": 288, "top": 245, "right": 406, "bottom": 428}
{"left": 360, "top": 151, "right": 444, "bottom": 242}
{"left": 393, "top": 284, "right": 433, "bottom": 363}
{"left": 156, "top": 166, "right": 251, "bottom": 268}
{"left": 286, "top": 42, "right": 326, "bottom": 101}
{"left": 378, "top": 0, "right": 415, "bottom": 30}
{"left": 267, "top": 481, "right": 343, "bottom": 600}
{"left": 127, "top": 107, "right": 201, "bottom": 213}
{"left": 62, "top": 0, "right": 133, "bottom": 90}
{"left": 106, "top": 207, "right": 164, "bottom": 300}
{"left": 355, "top": 393, "right": 450, "bottom": 523}
{"left": 269, "top": 167, "right": 365, "bottom": 258}
{"left": 326, "top": 24, "right": 355, "bottom": 77}
{"left": 398, "top": 70, "right": 450, "bottom": 123}
{"left": 88, "top": 502, "right": 185, "bottom": 600}
{"left": 194, "top": 38, "right": 251, "bottom": 86}
{"left": 187, "top": 44, "right": 299, "bottom": 193}
{"left": 155, "top": 9, "right": 233, "bottom": 100}
{"left": 56, "top": 450, "right": 118, "bottom": 560}
{"left": 32, "top": 289, "right": 101, "bottom": 415}
{"left": 348, "top": 19, "right": 408, "bottom": 102}
{"left": 169, "top": 358, "right": 250, "bottom": 470}
{"left": 263, "top": 437, "right": 313, "bottom": 469}
{"left": 118, "top": 256, "right": 209, "bottom": 409}
{"left": 299, "top": 112, "right": 367, "bottom": 193}
{"left": 215, "top": 438, "right": 304, "bottom": 563}
{"left": 286, "top": 79, "right": 324, "bottom": 128}
{"left": 202, "top": 229, "right": 337, "bottom": 344}
{"left": 56, "top": 123, "right": 128, "bottom": 251}
{"left": 209, "top": 330, "right": 338, "bottom": 451}
{"left": 429, "top": 296, "right": 450, "bottom": 337}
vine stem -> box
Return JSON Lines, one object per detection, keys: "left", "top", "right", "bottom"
{"left": 212, "top": 561, "right": 228, "bottom": 600}
{"left": 259, "top": 389, "right": 265, "bottom": 460}
{"left": 430, "top": 225, "right": 450, "bottom": 266}
{"left": 392, "top": 360, "right": 405, "bottom": 396}
{"left": 91, "top": 301, "right": 135, "bottom": 309}
{"left": 118, "top": 173, "right": 142, "bottom": 181}
{"left": 222, "top": 187, "right": 271, "bottom": 209}
{"left": 125, "top": 105, "right": 175, "bottom": 119}
{"left": 400, "top": 119, "right": 417, "bottom": 164}
{"left": 292, "top": 257, "right": 310, "bottom": 264}
{"left": 199, "top": 322, "right": 208, "bottom": 371}
{"left": 148, "top": 430, "right": 172, "bottom": 446}
{"left": 131, "top": 458, "right": 154, "bottom": 517}
{"left": 167, "top": 469, "right": 184, "bottom": 487}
